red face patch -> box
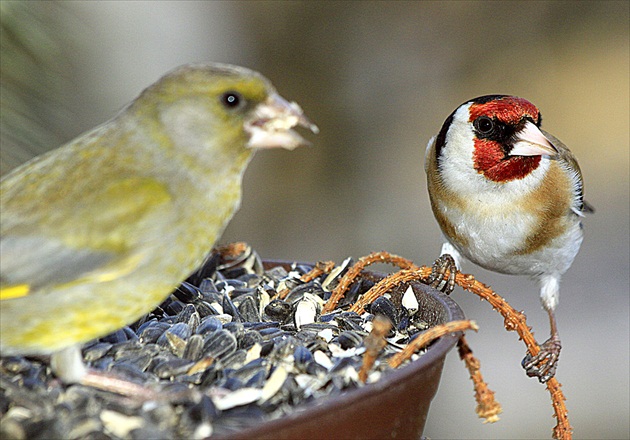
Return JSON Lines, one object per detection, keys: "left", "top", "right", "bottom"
{"left": 473, "top": 138, "right": 541, "bottom": 182}
{"left": 469, "top": 96, "right": 540, "bottom": 125}
{"left": 469, "top": 96, "right": 542, "bottom": 182}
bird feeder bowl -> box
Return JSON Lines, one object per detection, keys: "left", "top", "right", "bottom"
{"left": 214, "top": 261, "right": 465, "bottom": 440}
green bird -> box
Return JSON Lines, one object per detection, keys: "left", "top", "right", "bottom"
{"left": 0, "top": 63, "right": 317, "bottom": 384}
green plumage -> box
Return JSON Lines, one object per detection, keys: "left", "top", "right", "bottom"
{"left": 0, "top": 63, "right": 314, "bottom": 382}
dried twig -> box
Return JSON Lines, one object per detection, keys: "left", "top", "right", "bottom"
{"left": 457, "top": 336, "right": 502, "bottom": 423}
{"left": 302, "top": 260, "right": 336, "bottom": 283}
{"left": 348, "top": 269, "right": 422, "bottom": 314}
{"left": 549, "top": 380, "right": 571, "bottom": 440}
{"left": 267, "top": 249, "right": 571, "bottom": 439}
{"left": 358, "top": 315, "right": 392, "bottom": 383}
{"left": 334, "top": 254, "right": 572, "bottom": 438}
{"left": 323, "top": 252, "right": 418, "bottom": 313}
{"left": 275, "top": 260, "right": 336, "bottom": 300}
{"left": 388, "top": 320, "right": 478, "bottom": 368}
{"left": 215, "top": 242, "right": 249, "bottom": 258}
{"left": 415, "top": 267, "right": 573, "bottom": 439}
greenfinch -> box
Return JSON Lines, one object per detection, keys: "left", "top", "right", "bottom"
{"left": 0, "top": 63, "right": 317, "bottom": 384}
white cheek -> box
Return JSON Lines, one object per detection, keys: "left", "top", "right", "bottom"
{"left": 439, "top": 103, "right": 551, "bottom": 205}
{"left": 440, "top": 105, "right": 481, "bottom": 193}
{"left": 438, "top": 104, "right": 517, "bottom": 201}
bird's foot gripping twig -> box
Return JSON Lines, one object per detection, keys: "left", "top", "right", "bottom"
{"left": 426, "top": 253, "right": 457, "bottom": 294}
{"left": 522, "top": 334, "right": 562, "bottom": 383}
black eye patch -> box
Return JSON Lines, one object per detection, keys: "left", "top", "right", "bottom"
{"left": 473, "top": 116, "right": 515, "bottom": 146}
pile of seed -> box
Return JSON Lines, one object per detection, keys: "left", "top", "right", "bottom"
{"left": 0, "top": 247, "right": 433, "bottom": 439}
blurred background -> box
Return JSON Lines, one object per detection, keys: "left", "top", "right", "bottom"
{"left": 2, "top": 1, "right": 628, "bottom": 438}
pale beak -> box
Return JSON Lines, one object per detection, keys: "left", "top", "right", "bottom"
{"left": 245, "top": 93, "right": 318, "bottom": 150}
{"left": 509, "top": 121, "right": 558, "bottom": 157}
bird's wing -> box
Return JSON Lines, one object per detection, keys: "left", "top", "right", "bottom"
{"left": 0, "top": 236, "right": 116, "bottom": 298}
{"left": 542, "top": 129, "right": 594, "bottom": 215}
{"left": 0, "top": 176, "right": 173, "bottom": 299}
{"left": 542, "top": 130, "right": 582, "bottom": 178}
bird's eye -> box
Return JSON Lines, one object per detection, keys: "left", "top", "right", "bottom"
{"left": 220, "top": 91, "right": 244, "bottom": 109}
{"left": 474, "top": 116, "right": 494, "bottom": 135}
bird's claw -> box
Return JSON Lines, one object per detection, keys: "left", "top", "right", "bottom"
{"left": 522, "top": 336, "right": 562, "bottom": 383}
{"left": 426, "top": 254, "right": 457, "bottom": 294}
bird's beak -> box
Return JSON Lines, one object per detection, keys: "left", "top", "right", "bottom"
{"left": 509, "top": 121, "right": 558, "bottom": 158}
{"left": 245, "top": 93, "right": 319, "bottom": 150}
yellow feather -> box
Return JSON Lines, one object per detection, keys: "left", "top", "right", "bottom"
{"left": 0, "top": 284, "right": 30, "bottom": 300}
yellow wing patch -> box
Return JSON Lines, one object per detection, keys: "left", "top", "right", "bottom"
{"left": 0, "top": 284, "right": 30, "bottom": 300}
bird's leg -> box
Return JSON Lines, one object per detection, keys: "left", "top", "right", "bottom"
{"left": 80, "top": 370, "right": 161, "bottom": 400}
{"left": 522, "top": 308, "right": 562, "bottom": 383}
{"left": 522, "top": 274, "right": 563, "bottom": 383}
{"left": 51, "top": 346, "right": 158, "bottom": 400}
{"left": 426, "top": 253, "right": 458, "bottom": 294}
{"left": 51, "top": 346, "right": 88, "bottom": 383}
{"left": 51, "top": 346, "right": 198, "bottom": 402}
{"left": 82, "top": 368, "right": 202, "bottom": 403}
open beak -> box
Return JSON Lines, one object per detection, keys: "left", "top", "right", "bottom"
{"left": 245, "top": 93, "right": 319, "bottom": 150}
{"left": 509, "top": 120, "right": 558, "bottom": 158}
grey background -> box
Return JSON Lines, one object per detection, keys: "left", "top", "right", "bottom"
{"left": 2, "top": 2, "right": 628, "bottom": 439}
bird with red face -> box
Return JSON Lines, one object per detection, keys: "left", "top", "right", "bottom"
{"left": 425, "top": 95, "right": 592, "bottom": 382}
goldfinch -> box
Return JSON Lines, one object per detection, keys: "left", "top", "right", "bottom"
{"left": 425, "top": 94, "right": 591, "bottom": 382}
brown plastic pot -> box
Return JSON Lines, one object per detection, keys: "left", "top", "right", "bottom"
{"left": 213, "top": 260, "right": 465, "bottom": 440}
